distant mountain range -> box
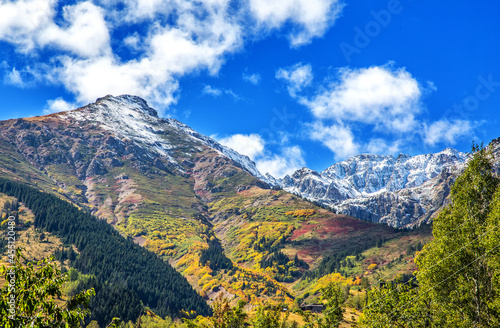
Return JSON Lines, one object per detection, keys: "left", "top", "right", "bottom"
{"left": 278, "top": 149, "right": 470, "bottom": 228}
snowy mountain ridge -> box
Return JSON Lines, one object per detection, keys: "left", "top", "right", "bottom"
{"left": 279, "top": 148, "right": 469, "bottom": 228}
{"left": 61, "top": 95, "right": 272, "bottom": 184}
{"left": 56, "top": 94, "right": 471, "bottom": 228}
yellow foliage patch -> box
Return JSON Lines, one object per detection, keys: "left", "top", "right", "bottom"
{"left": 285, "top": 209, "right": 316, "bottom": 217}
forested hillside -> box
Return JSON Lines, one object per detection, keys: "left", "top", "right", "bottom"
{"left": 0, "top": 178, "right": 210, "bottom": 326}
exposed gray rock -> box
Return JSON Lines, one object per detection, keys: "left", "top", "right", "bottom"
{"left": 280, "top": 148, "right": 469, "bottom": 228}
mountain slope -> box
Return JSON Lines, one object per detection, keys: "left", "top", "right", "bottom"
{"left": 280, "top": 149, "right": 469, "bottom": 228}
{"left": 0, "top": 95, "right": 433, "bottom": 309}
{"left": 0, "top": 178, "right": 211, "bottom": 324}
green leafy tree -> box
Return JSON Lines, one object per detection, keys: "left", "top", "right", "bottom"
{"left": 0, "top": 248, "right": 95, "bottom": 327}
{"left": 124, "top": 314, "right": 184, "bottom": 328}
{"left": 359, "top": 280, "right": 432, "bottom": 327}
{"left": 359, "top": 144, "right": 500, "bottom": 327}
{"left": 415, "top": 144, "right": 500, "bottom": 327}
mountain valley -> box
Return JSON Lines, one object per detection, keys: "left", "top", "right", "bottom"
{"left": 1, "top": 94, "right": 490, "bottom": 325}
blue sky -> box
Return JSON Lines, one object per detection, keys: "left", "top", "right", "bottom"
{"left": 0, "top": 0, "right": 499, "bottom": 177}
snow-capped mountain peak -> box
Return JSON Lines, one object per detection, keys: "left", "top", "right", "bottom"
{"left": 280, "top": 148, "right": 469, "bottom": 228}
{"left": 60, "top": 95, "right": 272, "bottom": 184}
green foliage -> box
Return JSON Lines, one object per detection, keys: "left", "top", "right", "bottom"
{"left": 200, "top": 240, "right": 233, "bottom": 272}
{"left": 259, "top": 251, "right": 307, "bottom": 282}
{"left": 415, "top": 144, "right": 500, "bottom": 327}
{"left": 0, "top": 248, "right": 94, "bottom": 327}
{"left": 87, "top": 321, "right": 100, "bottom": 328}
{"left": 359, "top": 280, "right": 432, "bottom": 327}
{"left": 186, "top": 283, "right": 346, "bottom": 328}
{"left": 76, "top": 277, "right": 143, "bottom": 327}
{"left": 302, "top": 283, "right": 344, "bottom": 328}
{"left": 251, "top": 305, "right": 297, "bottom": 328}
{"left": 360, "top": 144, "right": 500, "bottom": 327}
{"left": 128, "top": 314, "right": 184, "bottom": 328}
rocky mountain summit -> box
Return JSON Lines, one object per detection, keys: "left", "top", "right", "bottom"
{"left": 280, "top": 148, "right": 470, "bottom": 228}
{"left": 0, "top": 95, "right": 272, "bottom": 224}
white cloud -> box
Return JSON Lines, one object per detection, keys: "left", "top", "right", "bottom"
{"left": 0, "top": 0, "right": 345, "bottom": 114}
{"left": 43, "top": 97, "right": 78, "bottom": 114}
{"left": 0, "top": 0, "right": 54, "bottom": 53}
{"left": 366, "top": 138, "right": 400, "bottom": 155}
{"left": 308, "top": 122, "right": 359, "bottom": 159}
{"left": 202, "top": 85, "right": 223, "bottom": 97}
{"left": 202, "top": 85, "right": 240, "bottom": 101}
{"left": 217, "top": 133, "right": 305, "bottom": 178}
{"left": 3, "top": 65, "right": 49, "bottom": 87}
{"left": 293, "top": 64, "right": 478, "bottom": 158}
{"left": 256, "top": 146, "right": 305, "bottom": 178}
{"left": 4, "top": 68, "right": 24, "bottom": 87}
{"left": 247, "top": 0, "right": 344, "bottom": 46}
{"left": 304, "top": 65, "right": 423, "bottom": 132}
{"left": 123, "top": 32, "right": 141, "bottom": 51}
{"left": 0, "top": 0, "right": 243, "bottom": 111}
{"left": 243, "top": 72, "right": 261, "bottom": 85}
{"left": 218, "top": 134, "right": 265, "bottom": 160}
{"left": 37, "top": 1, "right": 111, "bottom": 57}
{"left": 55, "top": 56, "right": 178, "bottom": 109}
{"left": 276, "top": 63, "right": 313, "bottom": 97}
{"left": 423, "top": 119, "right": 472, "bottom": 146}
{"left": 0, "top": 0, "right": 110, "bottom": 57}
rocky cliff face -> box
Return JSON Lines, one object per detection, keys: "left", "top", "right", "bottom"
{"left": 280, "top": 148, "right": 469, "bottom": 228}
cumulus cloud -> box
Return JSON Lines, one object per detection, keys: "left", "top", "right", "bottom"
{"left": 276, "top": 63, "right": 313, "bottom": 97}
{"left": 218, "top": 134, "right": 265, "bottom": 160}
{"left": 304, "top": 65, "right": 423, "bottom": 132}
{"left": 3, "top": 65, "right": 48, "bottom": 87}
{"left": 0, "top": 0, "right": 110, "bottom": 57}
{"left": 43, "top": 97, "right": 78, "bottom": 114}
{"left": 255, "top": 146, "right": 306, "bottom": 178}
{"left": 202, "top": 85, "right": 223, "bottom": 97}
{"left": 423, "top": 119, "right": 473, "bottom": 146}
{"left": 247, "top": 0, "right": 344, "bottom": 46}
{"left": 282, "top": 64, "right": 443, "bottom": 159}
{"left": 0, "top": 0, "right": 344, "bottom": 113}
{"left": 366, "top": 138, "right": 400, "bottom": 155}
{"left": 4, "top": 68, "right": 24, "bottom": 87}
{"left": 0, "top": 0, "right": 54, "bottom": 53}
{"left": 217, "top": 133, "right": 305, "bottom": 178}
{"left": 37, "top": 1, "right": 111, "bottom": 57}
{"left": 123, "top": 32, "right": 142, "bottom": 51}
{"left": 308, "top": 122, "right": 359, "bottom": 159}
